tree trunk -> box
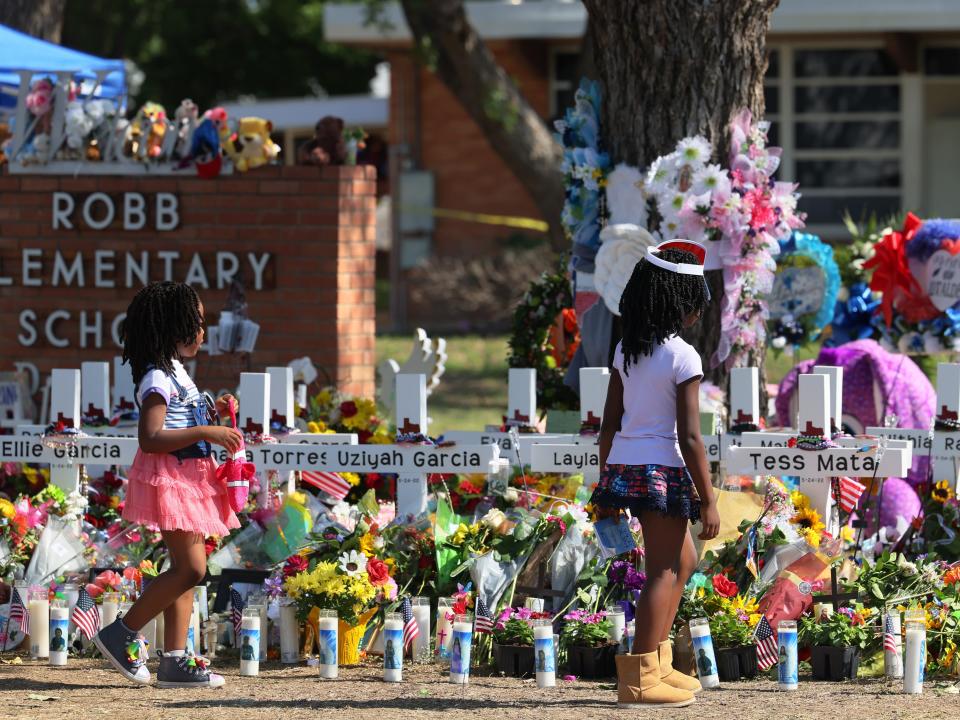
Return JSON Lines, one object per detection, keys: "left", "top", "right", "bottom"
{"left": 399, "top": 0, "right": 566, "bottom": 250}
{"left": 0, "top": 0, "right": 66, "bottom": 42}
{"left": 583, "top": 0, "right": 779, "bottom": 397}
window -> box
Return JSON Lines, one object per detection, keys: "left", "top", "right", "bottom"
{"left": 924, "top": 47, "right": 960, "bottom": 76}
{"left": 550, "top": 49, "right": 580, "bottom": 119}
{"left": 766, "top": 43, "right": 903, "bottom": 235}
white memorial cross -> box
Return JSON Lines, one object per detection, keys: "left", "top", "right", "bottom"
{"left": 49, "top": 369, "right": 81, "bottom": 493}
{"left": 701, "top": 366, "right": 781, "bottom": 464}
{"left": 728, "top": 372, "right": 912, "bottom": 525}
{"left": 81, "top": 362, "right": 111, "bottom": 427}
{"left": 112, "top": 356, "right": 137, "bottom": 421}
{"left": 396, "top": 373, "right": 430, "bottom": 519}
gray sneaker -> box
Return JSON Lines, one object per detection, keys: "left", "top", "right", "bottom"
{"left": 93, "top": 618, "right": 151, "bottom": 685}
{"left": 156, "top": 653, "right": 225, "bottom": 689}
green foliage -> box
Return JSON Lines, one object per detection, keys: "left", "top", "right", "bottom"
{"left": 709, "top": 610, "right": 754, "bottom": 649}
{"left": 799, "top": 607, "right": 875, "bottom": 651}
{"left": 560, "top": 617, "right": 613, "bottom": 650}
{"left": 62, "top": 0, "right": 380, "bottom": 108}
{"left": 494, "top": 617, "right": 535, "bottom": 646}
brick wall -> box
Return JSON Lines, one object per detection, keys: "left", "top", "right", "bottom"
{"left": 0, "top": 165, "right": 376, "bottom": 398}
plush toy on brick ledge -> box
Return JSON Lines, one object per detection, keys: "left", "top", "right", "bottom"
{"left": 297, "top": 115, "right": 346, "bottom": 167}
{"left": 226, "top": 117, "right": 280, "bottom": 172}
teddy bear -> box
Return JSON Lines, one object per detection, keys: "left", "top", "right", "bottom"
{"left": 230, "top": 117, "right": 279, "bottom": 172}
{"left": 297, "top": 115, "right": 346, "bottom": 166}
{"left": 126, "top": 101, "right": 167, "bottom": 160}
{"left": 26, "top": 78, "right": 54, "bottom": 135}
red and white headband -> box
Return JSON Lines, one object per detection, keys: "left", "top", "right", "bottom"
{"left": 644, "top": 239, "right": 711, "bottom": 300}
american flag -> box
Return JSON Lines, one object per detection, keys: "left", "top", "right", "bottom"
{"left": 301, "top": 471, "right": 351, "bottom": 501}
{"left": 9, "top": 587, "right": 28, "bottom": 636}
{"left": 883, "top": 612, "right": 900, "bottom": 654}
{"left": 401, "top": 597, "right": 419, "bottom": 650}
{"left": 754, "top": 615, "right": 779, "bottom": 671}
{"left": 474, "top": 596, "right": 494, "bottom": 635}
{"left": 71, "top": 586, "right": 101, "bottom": 640}
{"left": 230, "top": 587, "right": 246, "bottom": 636}
{"left": 838, "top": 477, "right": 867, "bottom": 514}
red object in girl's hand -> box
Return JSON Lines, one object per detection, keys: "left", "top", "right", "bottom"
{"left": 216, "top": 400, "right": 255, "bottom": 513}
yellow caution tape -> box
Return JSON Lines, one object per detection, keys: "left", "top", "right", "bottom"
{"left": 400, "top": 205, "right": 549, "bottom": 232}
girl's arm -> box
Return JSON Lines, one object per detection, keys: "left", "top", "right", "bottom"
{"left": 138, "top": 393, "right": 242, "bottom": 454}
{"left": 594, "top": 370, "right": 625, "bottom": 520}
{"left": 676, "top": 377, "right": 720, "bottom": 540}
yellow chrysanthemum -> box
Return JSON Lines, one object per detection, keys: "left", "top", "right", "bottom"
{"left": 307, "top": 420, "right": 328, "bottom": 434}
{"left": 840, "top": 526, "right": 854, "bottom": 543}
{"left": 315, "top": 389, "right": 333, "bottom": 407}
{"left": 727, "top": 595, "right": 760, "bottom": 616}
{"left": 451, "top": 523, "right": 470, "bottom": 545}
{"left": 359, "top": 533, "right": 375, "bottom": 557}
{"left": 0, "top": 498, "right": 14, "bottom": 519}
{"left": 748, "top": 613, "right": 762, "bottom": 627}
{"left": 342, "top": 472, "right": 361, "bottom": 487}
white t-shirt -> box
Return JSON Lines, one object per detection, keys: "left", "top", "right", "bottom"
{"left": 607, "top": 337, "right": 703, "bottom": 467}
{"left": 138, "top": 359, "right": 202, "bottom": 430}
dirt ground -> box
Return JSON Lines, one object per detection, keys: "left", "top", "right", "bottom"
{"left": 2, "top": 656, "right": 960, "bottom": 720}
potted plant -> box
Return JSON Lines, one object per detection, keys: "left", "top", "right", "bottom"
{"left": 800, "top": 605, "right": 875, "bottom": 681}
{"left": 710, "top": 609, "right": 759, "bottom": 681}
{"left": 492, "top": 607, "right": 553, "bottom": 677}
{"left": 560, "top": 610, "right": 618, "bottom": 679}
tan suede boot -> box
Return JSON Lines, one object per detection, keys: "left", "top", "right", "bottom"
{"left": 659, "top": 640, "right": 702, "bottom": 693}
{"left": 615, "top": 652, "right": 696, "bottom": 708}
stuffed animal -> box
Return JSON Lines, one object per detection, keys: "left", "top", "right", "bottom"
{"left": 128, "top": 101, "right": 167, "bottom": 160}
{"left": 26, "top": 78, "right": 54, "bottom": 135}
{"left": 174, "top": 99, "right": 198, "bottom": 159}
{"left": 188, "top": 117, "right": 222, "bottom": 179}
{"left": 297, "top": 115, "right": 346, "bottom": 166}
{"left": 231, "top": 117, "right": 279, "bottom": 172}
{"left": 63, "top": 100, "right": 94, "bottom": 156}
{"left": 0, "top": 122, "right": 10, "bottom": 165}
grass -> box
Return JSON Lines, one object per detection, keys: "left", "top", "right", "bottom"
{"left": 376, "top": 334, "right": 510, "bottom": 435}
{"left": 376, "top": 333, "right": 827, "bottom": 434}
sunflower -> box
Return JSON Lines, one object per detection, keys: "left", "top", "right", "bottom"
{"left": 790, "top": 490, "right": 810, "bottom": 511}
{"left": 932, "top": 480, "right": 954, "bottom": 504}
{"left": 358, "top": 533, "right": 376, "bottom": 557}
{"left": 791, "top": 507, "right": 825, "bottom": 548}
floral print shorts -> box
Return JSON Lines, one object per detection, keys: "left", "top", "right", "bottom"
{"left": 590, "top": 463, "right": 701, "bottom": 522}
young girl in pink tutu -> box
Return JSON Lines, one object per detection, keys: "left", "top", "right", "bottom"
{"left": 95, "top": 282, "right": 242, "bottom": 688}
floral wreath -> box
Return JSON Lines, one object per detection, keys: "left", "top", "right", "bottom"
{"left": 768, "top": 231, "right": 840, "bottom": 351}
{"left": 507, "top": 257, "right": 580, "bottom": 414}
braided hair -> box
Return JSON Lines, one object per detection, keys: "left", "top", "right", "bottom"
{"left": 619, "top": 248, "right": 708, "bottom": 374}
{"left": 121, "top": 282, "right": 203, "bottom": 387}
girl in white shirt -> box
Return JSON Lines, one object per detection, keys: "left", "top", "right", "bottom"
{"left": 593, "top": 241, "right": 720, "bottom": 709}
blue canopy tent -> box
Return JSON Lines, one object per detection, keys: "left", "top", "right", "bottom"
{"left": 0, "top": 24, "right": 125, "bottom": 110}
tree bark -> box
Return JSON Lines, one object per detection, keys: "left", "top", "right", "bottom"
{"left": 583, "top": 0, "right": 779, "bottom": 395}
{"left": 399, "top": 0, "right": 566, "bottom": 250}
{"left": 0, "top": 0, "right": 66, "bottom": 42}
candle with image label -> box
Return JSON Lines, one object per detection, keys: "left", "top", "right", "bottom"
{"left": 903, "top": 609, "right": 926, "bottom": 694}
{"left": 777, "top": 620, "right": 797, "bottom": 691}
{"left": 49, "top": 600, "right": 69, "bottom": 666}
{"left": 318, "top": 610, "right": 338, "bottom": 679}
{"left": 101, "top": 592, "right": 120, "bottom": 629}
{"left": 383, "top": 612, "right": 403, "bottom": 683}
{"left": 689, "top": 618, "right": 720, "bottom": 689}
{"left": 28, "top": 587, "right": 50, "bottom": 659}
{"left": 436, "top": 598, "right": 454, "bottom": 662}
{"left": 449, "top": 615, "right": 472, "bottom": 685}
{"left": 247, "top": 594, "right": 269, "bottom": 661}
{"left": 239, "top": 609, "right": 261, "bottom": 676}
{"left": 412, "top": 597, "right": 431, "bottom": 663}
{"left": 533, "top": 620, "right": 555, "bottom": 688}
{"left": 884, "top": 610, "right": 903, "bottom": 680}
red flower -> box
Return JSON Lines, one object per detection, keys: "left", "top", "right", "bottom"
{"left": 712, "top": 574, "right": 738, "bottom": 598}
{"left": 283, "top": 554, "right": 309, "bottom": 577}
{"left": 458, "top": 480, "right": 483, "bottom": 495}
{"left": 366, "top": 557, "right": 390, "bottom": 586}
{"left": 358, "top": 429, "right": 373, "bottom": 444}
{"left": 204, "top": 537, "right": 219, "bottom": 557}
{"left": 418, "top": 555, "right": 433, "bottom": 570}
{"left": 340, "top": 401, "right": 358, "bottom": 419}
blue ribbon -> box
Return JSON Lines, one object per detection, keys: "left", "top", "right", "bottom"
{"left": 827, "top": 282, "right": 880, "bottom": 347}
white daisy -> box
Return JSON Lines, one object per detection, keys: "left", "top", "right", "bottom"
{"left": 645, "top": 154, "right": 678, "bottom": 195}
{"left": 675, "top": 136, "right": 712, "bottom": 169}
{"left": 338, "top": 550, "right": 368, "bottom": 577}
{"left": 692, "top": 163, "right": 729, "bottom": 195}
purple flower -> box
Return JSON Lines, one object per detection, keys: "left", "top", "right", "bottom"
{"left": 608, "top": 560, "right": 629, "bottom": 584}
{"left": 263, "top": 574, "right": 285, "bottom": 599}
{"left": 624, "top": 567, "right": 646, "bottom": 592}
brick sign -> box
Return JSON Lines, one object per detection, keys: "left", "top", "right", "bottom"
{"left": 0, "top": 165, "right": 376, "bottom": 397}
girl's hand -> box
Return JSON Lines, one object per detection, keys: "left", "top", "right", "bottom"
{"left": 216, "top": 394, "right": 237, "bottom": 418}
{"left": 698, "top": 501, "right": 720, "bottom": 541}
{"left": 207, "top": 425, "right": 243, "bottom": 453}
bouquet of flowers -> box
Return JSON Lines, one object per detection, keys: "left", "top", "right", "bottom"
{"left": 303, "top": 387, "right": 393, "bottom": 445}
{"left": 799, "top": 605, "right": 877, "bottom": 651}
{"left": 560, "top": 609, "right": 613, "bottom": 651}
{"left": 919, "top": 481, "right": 960, "bottom": 561}
{"left": 493, "top": 606, "right": 553, "bottom": 647}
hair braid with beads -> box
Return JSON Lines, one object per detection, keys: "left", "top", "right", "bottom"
{"left": 619, "top": 248, "right": 708, "bottom": 374}
{"left": 121, "top": 281, "right": 203, "bottom": 387}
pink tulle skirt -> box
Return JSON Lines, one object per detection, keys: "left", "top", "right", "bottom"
{"left": 122, "top": 451, "right": 241, "bottom": 536}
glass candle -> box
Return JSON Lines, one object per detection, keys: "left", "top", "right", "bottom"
{"left": 194, "top": 585, "right": 209, "bottom": 621}
{"left": 884, "top": 610, "right": 903, "bottom": 679}
{"left": 436, "top": 598, "right": 454, "bottom": 662}
{"left": 186, "top": 600, "right": 200, "bottom": 654}
{"left": 118, "top": 600, "right": 133, "bottom": 623}
{"left": 524, "top": 597, "right": 545, "bottom": 613}
{"left": 28, "top": 587, "right": 50, "bottom": 659}
{"left": 903, "top": 608, "right": 926, "bottom": 694}
{"left": 689, "top": 618, "right": 720, "bottom": 689}
{"left": 777, "top": 620, "right": 798, "bottom": 690}
{"left": 317, "top": 609, "right": 338, "bottom": 679}
{"left": 411, "top": 597, "right": 431, "bottom": 663}
{"left": 623, "top": 620, "right": 635, "bottom": 653}
{"left": 246, "top": 594, "right": 269, "bottom": 661}
{"left": 154, "top": 612, "right": 165, "bottom": 653}
{"left": 383, "top": 612, "right": 403, "bottom": 683}
{"left": 48, "top": 599, "right": 69, "bottom": 666}
{"left": 449, "top": 614, "right": 472, "bottom": 685}
{"left": 100, "top": 592, "right": 120, "bottom": 629}
{"left": 61, "top": 583, "right": 79, "bottom": 631}
{"left": 279, "top": 599, "right": 299, "bottom": 664}
{"left": 239, "top": 607, "right": 261, "bottom": 676}
{"left": 605, "top": 605, "right": 625, "bottom": 650}
{"left": 533, "top": 619, "right": 555, "bottom": 688}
